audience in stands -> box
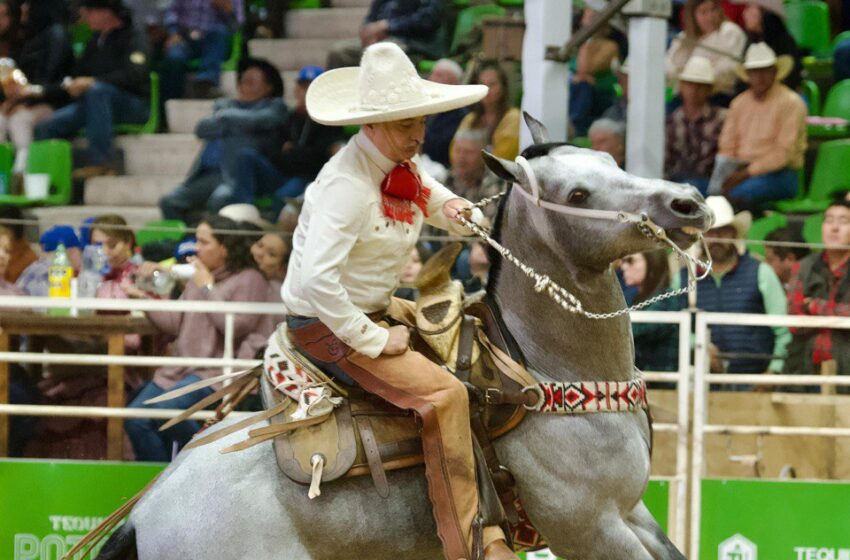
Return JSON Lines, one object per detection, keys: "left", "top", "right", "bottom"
{"left": 423, "top": 59, "right": 469, "bottom": 167}
{"left": 251, "top": 231, "right": 288, "bottom": 292}
{"left": 784, "top": 201, "right": 850, "bottom": 391}
{"left": 159, "top": 57, "right": 286, "bottom": 225}
{"left": 0, "top": 229, "right": 24, "bottom": 296}
{"left": 326, "top": 0, "right": 445, "bottom": 70}
{"left": 456, "top": 61, "right": 520, "bottom": 161}
{"left": 665, "top": 56, "right": 726, "bottom": 194}
{"left": 125, "top": 215, "right": 276, "bottom": 461}
{"left": 736, "top": 0, "right": 802, "bottom": 90}
{"left": 0, "top": 205, "right": 36, "bottom": 282}
{"left": 714, "top": 43, "right": 806, "bottom": 211}
{"left": 666, "top": 0, "right": 746, "bottom": 103}
{"left": 690, "top": 197, "right": 789, "bottom": 385}
{"left": 230, "top": 65, "right": 339, "bottom": 217}
{"left": 394, "top": 243, "right": 429, "bottom": 301}
{"left": 589, "top": 118, "right": 626, "bottom": 168}
{"left": 161, "top": 0, "right": 244, "bottom": 101}
{"left": 17, "top": 225, "right": 83, "bottom": 297}
{"left": 445, "top": 129, "right": 503, "bottom": 222}
{"left": 764, "top": 226, "right": 808, "bottom": 291}
{"left": 600, "top": 59, "right": 628, "bottom": 123}
{"left": 0, "top": 0, "right": 21, "bottom": 59}
{"left": 90, "top": 214, "right": 138, "bottom": 302}
{"left": 34, "top": 0, "right": 151, "bottom": 179}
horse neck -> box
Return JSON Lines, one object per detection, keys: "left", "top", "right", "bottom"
{"left": 489, "top": 199, "right": 636, "bottom": 383}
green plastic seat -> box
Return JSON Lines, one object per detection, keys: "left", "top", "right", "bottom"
{"left": 288, "top": 0, "right": 321, "bottom": 8}
{"left": 775, "top": 139, "right": 850, "bottom": 213}
{"left": 785, "top": 1, "right": 831, "bottom": 57}
{"left": 0, "top": 143, "right": 13, "bottom": 194}
{"left": 808, "top": 79, "right": 850, "bottom": 139}
{"left": 802, "top": 79, "right": 821, "bottom": 115}
{"left": 135, "top": 219, "right": 187, "bottom": 247}
{"left": 71, "top": 22, "right": 93, "bottom": 59}
{"left": 570, "top": 136, "right": 592, "bottom": 149}
{"left": 450, "top": 4, "right": 506, "bottom": 54}
{"left": 114, "top": 72, "right": 160, "bottom": 134}
{"left": 746, "top": 213, "right": 788, "bottom": 256}
{"left": 833, "top": 30, "right": 850, "bottom": 51}
{"left": 0, "top": 140, "right": 72, "bottom": 206}
{"left": 802, "top": 213, "right": 823, "bottom": 245}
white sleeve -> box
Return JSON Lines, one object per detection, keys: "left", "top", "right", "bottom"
{"left": 299, "top": 176, "right": 389, "bottom": 358}
{"left": 420, "top": 168, "right": 485, "bottom": 235}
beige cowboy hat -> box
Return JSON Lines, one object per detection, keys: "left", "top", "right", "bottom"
{"left": 679, "top": 56, "right": 715, "bottom": 85}
{"left": 306, "top": 42, "right": 487, "bottom": 126}
{"left": 730, "top": 0, "right": 784, "bottom": 18}
{"left": 218, "top": 203, "right": 272, "bottom": 230}
{"left": 735, "top": 42, "right": 794, "bottom": 82}
{"left": 706, "top": 196, "right": 752, "bottom": 253}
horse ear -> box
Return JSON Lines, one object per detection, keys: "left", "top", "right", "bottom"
{"left": 482, "top": 151, "right": 522, "bottom": 183}
{"left": 523, "top": 111, "right": 550, "bottom": 144}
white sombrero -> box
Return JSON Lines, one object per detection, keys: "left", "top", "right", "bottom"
{"left": 706, "top": 196, "right": 752, "bottom": 254}
{"left": 735, "top": 42, "right": 794, "bottom": 83}
{"left": 306, "top": 42, "right": 487, "bottom": 126}
{"left": 679, "top": 56, "right": 715, "bottom": 85}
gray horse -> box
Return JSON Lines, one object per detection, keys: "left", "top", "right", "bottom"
{"left": 99, "top": 115, "right": 711, "bottom": 560}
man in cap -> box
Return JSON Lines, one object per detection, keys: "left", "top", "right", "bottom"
{"left": 664, "top": 56, "right": 727, "bottom": 195}
{"left": 33, "top": 0, "right": 150, "bottom": 179}
{"left": 282, "top": 42, "right": 517, "bottom": 560}
{"left": 715, "top": 42, "right": 806, "bottom": 210}
{"left": 229, "top": 65, "right": 342, "bottom": 217}
{"left": 16, "top": 225, "right": 84, "bottom": 297}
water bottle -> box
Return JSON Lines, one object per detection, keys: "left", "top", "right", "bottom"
{"left": 130, "top": 246, "right": 144, "bottom": 267}
{"left": 77, "top": 244, "right": 107, "bottom": 314}
{"left": 134, "top": 264, "right": 195, "bottom": 296}
{"left": 47, "top": 243, "right": 73, "bottom": 316}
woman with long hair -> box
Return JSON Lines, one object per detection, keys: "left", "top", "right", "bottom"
{"left": 455, "top": 60, "right": 520, "bottom": 160}
{"left": 737, "top": 0, "right": 802, "bottom": 89}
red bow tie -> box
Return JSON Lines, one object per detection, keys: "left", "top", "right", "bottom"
{"left": 380, "top": 161, "right": 431, "bottom": 225}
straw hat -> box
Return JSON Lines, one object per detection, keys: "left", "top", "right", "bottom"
{"left": 306, "top": 42, "right": 487, "bottom": 126}
{"left": 735, "top": 42, "right": 794, "bottom": 82}
{"left": 706, "top": 196, "right": 752, "bottom": 253}
{"left": 679, "top": 56, "right": 715, "bottom": 85}
{"left": 218, "top": 204, "right": 272, "bottom": 230}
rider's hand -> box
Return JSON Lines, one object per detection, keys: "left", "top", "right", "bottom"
{"left": 442, "top": 198, "right": 472, "bottom": 224}
{"left": 382, "top": 325, "right": 410, "bottom": 355}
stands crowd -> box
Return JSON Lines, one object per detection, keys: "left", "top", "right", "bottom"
{"left": 2, "top": 0, "right": 850, "bottom": 461}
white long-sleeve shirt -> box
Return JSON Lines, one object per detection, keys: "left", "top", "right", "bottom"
{"left": 282, "top": 132, "right": 481, "bottom": 358}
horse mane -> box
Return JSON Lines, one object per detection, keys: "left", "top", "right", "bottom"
{"left": 520, "top": 142, "right": 574, "bottom": 160}
{"left": 485, "top": 182, "right": 513, "bottom": 297}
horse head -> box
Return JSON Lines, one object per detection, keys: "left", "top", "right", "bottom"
{"left": 483, "top": 112, "right": 714, "bottom": 272}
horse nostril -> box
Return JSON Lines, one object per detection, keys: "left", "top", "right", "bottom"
{"left": 671, "top": 198, "right": 698, "bottom": 216}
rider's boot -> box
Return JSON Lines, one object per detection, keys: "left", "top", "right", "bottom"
{"left": 484, "top": 539, "right": 520, "bottom": 560}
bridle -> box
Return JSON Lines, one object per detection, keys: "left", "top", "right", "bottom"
{"left": 457, "top": 156, "right": 713, "bottom": 320}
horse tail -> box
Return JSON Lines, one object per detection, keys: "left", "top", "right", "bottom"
{"left": 94, "top": 522, "right": 137, "bottom": 560}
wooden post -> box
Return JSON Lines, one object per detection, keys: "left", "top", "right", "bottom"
{"left": 0, "top": 331, "right": 8, "bottom": 457}
{"left": 107, "top": 334, "right": 125, "bottom": 460}
{"left": 821, "top": 359, "right": 837, "bottom": 396}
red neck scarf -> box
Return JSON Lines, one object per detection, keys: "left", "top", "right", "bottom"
{"left": 380, "top": 161, "right": 431, "bottom": 225}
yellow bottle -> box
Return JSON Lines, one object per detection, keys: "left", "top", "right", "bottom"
{"left": 48, "top": 243, "right": 73, "bottom": 317}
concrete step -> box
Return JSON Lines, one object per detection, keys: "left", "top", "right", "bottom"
{"left": 333, "top": 0, "right": 372, "bottom": 7}
{"left": 249, "top": 38, "right": 337, "bottom": 72}
{"left": 165, "top": 99, "right": 216, "bottom": 134}
{"left": 116, "top": 134, "right": 201, "bottom": 177}
{"left": 286, "top": 8, "right": 367, "bottom": 39}
{"left": 32, "top": 205, "right": 162, "bottom": 233}
{"left": 84, "top": 175, "right": 184, "bottom": 207}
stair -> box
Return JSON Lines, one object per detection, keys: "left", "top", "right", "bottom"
{"left": 248, "top": 38, "right": 338, "bottom": 72}
{"left": 116, "top": 134, "right": 202, "bottom": 177}
{"left": 84, "top": 175, "right": 184, "bottom": 207}
{"left": 332, "top": 0, "right": 372, "bottom": 7}
{"left": 285, "top": 8, "right": 367, "bottom": 39}
{"left": 165, "top": 100, "right": 216, "bottom": 134}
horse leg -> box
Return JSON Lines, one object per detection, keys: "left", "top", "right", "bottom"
{"left": 625, "top": 502, "right": 686, "bottom": 560}
{"left": 544, "top": 511, "right": 655, "bottom": 560}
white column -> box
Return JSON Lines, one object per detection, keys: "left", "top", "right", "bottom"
{"left": 625, "top": 16, "right": 668, "bottom": 178}
{"left": 521, "top": 0, "right": 571, "bottom": 146}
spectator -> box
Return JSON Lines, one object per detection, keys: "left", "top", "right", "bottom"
{"left": 714, "top": 43, "right": 806, "bottom": 211}
{"left": 455, "top": 61, "right": 520, "bottom": 161}
{"left": 666, "top": 0, "right": 746, "bottom": 101}
{"left": 34, "top": 0, "right": 150, "bottom": 179}
{"left": 0, "top": 205, "right": 36, "bottom": 282}
{"left": 0, "top": 0, "right": 74, "bottom": 175}
{"left": 445, "top": 129, "right": 503, "bottom": 222}
{"left": 422, "top": 59, "right": 469, "bottom": 167}
{"left": 734, "top": 0, "right": 802, "bottom": 90}
{"left": 784, "top": 201, "right": 850, "bottom": 391}
{"left": 600, "top": 59, "right": 628, "bottom": 123}
{"left": 16, "top": 225, "right": 83, "bottom": 296}
{"left": 690, "top": 196, "right": 789, "bottom": 383}
{"left": 0, "top": 230, "right": 24, "bottom": 295}
{"left": 621, "top": 250, "right": 683, "bottom": 373}
{"left": 462, "top": 241, "right": 490, "bottom": 293}
{"left": 251, "top": 231, "right": 288, "bottom": 289}
{"left": 124, "top": 215, "right": 277, "bottom": 461}
{"left": 589, "top": 118, "right": 626, "bottom": 168}
{"left": 764, "top": 226, "right": 808, "bottom": 290}
{"left": 665, "top": 56, "right": 726, "bottom": 194}
{"left": 395, "top": 243, "right": 429, "bottom": 301}
{"left": 90, "top": 214, "right": 137, "bottom": 301}
{"left": 161, "top": 0, "right": 243, "bottom": 101}
{"left": 325, "top": 0, "right": 444, "bottom": 70}
{"left": 230, "top": 65, "right": 339, "bottom": 217}
{"left": 0, "top": 0, "right": 22, "bottom": 59}
{"left": 159, "top": 57, "right": 286, "bottom": 225}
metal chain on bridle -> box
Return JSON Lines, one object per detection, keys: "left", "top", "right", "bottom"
{"left": 456, "top": 157, "right": 713, "bottom": 320}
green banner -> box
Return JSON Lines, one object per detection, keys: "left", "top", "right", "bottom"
{"left": 702, "top": 479, "right": 850, "bottom": 560}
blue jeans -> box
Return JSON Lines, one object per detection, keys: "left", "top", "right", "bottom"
{"left": 835, "top": 39, "right": 850, "bottom": 82}
{"left": 231, "top": 147, "right": 309, "bottom": 215}
{"left": 160, "top": 168, "right": 225, "bottom": 223}
{"left": 162, "top": 25, "right": 229, "bottom": 101}
{"left": 34, "top": 82, "right": 149, "bottom": 165}
{"left": 125, "top": 374, "right": 214, "bottom": 462}
{"left": 728, "top": 168, "right": 798, "bottom": 212}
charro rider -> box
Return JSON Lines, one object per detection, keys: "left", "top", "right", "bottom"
{"left": 281, "top": 42, "right": 517, "bottom": 560}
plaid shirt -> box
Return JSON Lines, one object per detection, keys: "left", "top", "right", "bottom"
{"left": 664, "top": 105, "right": 726, "bottom": 180}
{"left": 165, "top": 0, "right": 244, "bottom": 33}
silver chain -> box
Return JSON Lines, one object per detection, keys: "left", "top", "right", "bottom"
{"left": 460, "top": 192, "right": 711, "bottom": 320}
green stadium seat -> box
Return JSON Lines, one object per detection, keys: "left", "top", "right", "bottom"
{"left": 114, "top": 72, "right": 160, "bottom": 135}
{"left": 802, "top": 213, "right": 823, "bottom": 245}
{"left": 776, "top": 139, "right": 850, "bottom": 213}
{"left": 822, "top": 80, "right": 850, "bottom": 121}
{"left": 802, "top": 79, "right": 821, "bottom": 115}
{"left": 746, "top": 213, "right": 788, "bottom": 256}
{"left": 288, "top": 0, "right": 321, "bottom": 8}
{"left": 135, "top": 219, "right": 187, "bottom": 247}
{"left": 0, "top": 143, "right": 12, "bottom": 195}
{"left": 834, "top": 30, "right": 850, "bottom": 51}
{"left": 571, "top": 136, "right": 592, "bottom": 149}
{"left": 784, "top": 1, "right": 831, "bottom": 57}
{"left": 450, "top": 4, "right": 506, "bottom": 54}
{"left": 0, "top": 140, "right": 72, "bottom": 207}
{"left": 71, "top": 22, "right": 93, "bottom": 59}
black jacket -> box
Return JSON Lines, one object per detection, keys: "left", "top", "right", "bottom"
{"left": 18, "top": 24, "right": 74, "bottom": 94}
{"left": 272, "top": 110, "right": 341, "bottom": 178}
{"left": 366, "top": 0, "right": 447, "bottom": 57}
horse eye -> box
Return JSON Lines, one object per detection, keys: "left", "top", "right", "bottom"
{"left": 568, "top": 189, "right": 589, "bottom": 204}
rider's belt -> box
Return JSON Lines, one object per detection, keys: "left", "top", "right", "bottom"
{"left": 524, "top": 379, "right": 648, "bottom": 414}
{"left": 287, "top": 312, "right": 385, "bottom": 364}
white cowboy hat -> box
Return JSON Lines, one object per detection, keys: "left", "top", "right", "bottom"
{"left": 706, "top": 196, "right": 752, "bottom": 253}
{"left": 306, "top": 42, "right": 487, "bottom": 126}
{"left": 679, "top": 56, "right": 715, "bottom": 85}
{"left": 735, "top": 42, "right": 794, "bottom": 82}
{"left": 218, "top": 203, "right": 272, "bottom": 230}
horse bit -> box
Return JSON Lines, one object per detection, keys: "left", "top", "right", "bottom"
{"left": 457, "top": 155, "right": 713, "bottom": 320}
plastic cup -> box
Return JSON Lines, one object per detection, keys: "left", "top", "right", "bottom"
{"left": 24, "top": 173, "right": 50, "bottom": 199}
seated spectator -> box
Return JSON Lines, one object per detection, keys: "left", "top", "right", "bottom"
{"left": 666, "top": 0, "right": 746, "bottom": 102}
{"left": 326, "top": 0, "right": 444, "bottom": 70}
{"left": 34, "top": 0, "right": 150, "bottom": 179}
{"left": 159, "top": 58, "right": 286, "bottom": 225}
{"left": 0, "top": 0, "right": 73, "bottom": 175}
{"left": 394, "top": 243, "right": 429, "bottom": 301}
{"left": 422, "top": 59, "right": 469, "bottom": 167}
{"left": 445, "top": 129, "right": 503, "bottom": 222}
{"left": 589, "top": 118, "right": 626, "bottom": 168}
{"left": 0, "top": 205, "right": 37, "bottom": 282}
{"left": 690, "top": 196, "right": 789, "bottom": 385}
{"left": 90, "top": 214, "right": 137, "bottom": 301}
{"left": 764, "top": 226, "right": 808, "bottom": 290}
{"left": 230, "top": 65, "right": 339, "bottom": 217}
{"left": 17, "top": 225, "right": 83, "bottom": 296}
{"left": 714, "top": 43, "right": 806, "bottom": 211}
{"left": 0, "top": 230, "right": 24, "bottom": 295}
{"left": 600, "top": 59, "right": 628, "bottom": 123}
{"left": 784, "top": 201, "right": 850, "bottom": 391}
{"left": 665, "top": 56, "right": 726, "bottom": 194}
{"left": 0, "top": 0, "right": 21, "bottom": 59}
{"left": 251, "top": 231, "right": 288, "bottom": 291}
{"left": 125, "top": 215, "right": 277, "bottom": 461}
{"left": 621, "top": 251, "right": 683, "bottom": 374}
{"left": 456, "top": 61, "right": 520, "bottom": 161}
{"left": 161, "top": 0, "right": 243, "bottom": 101}
{"left": 462, "top": 241, "right": 490, "bottom": 293}
{"left": 735, "top": 0, "right": 801, "bottom": 90}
